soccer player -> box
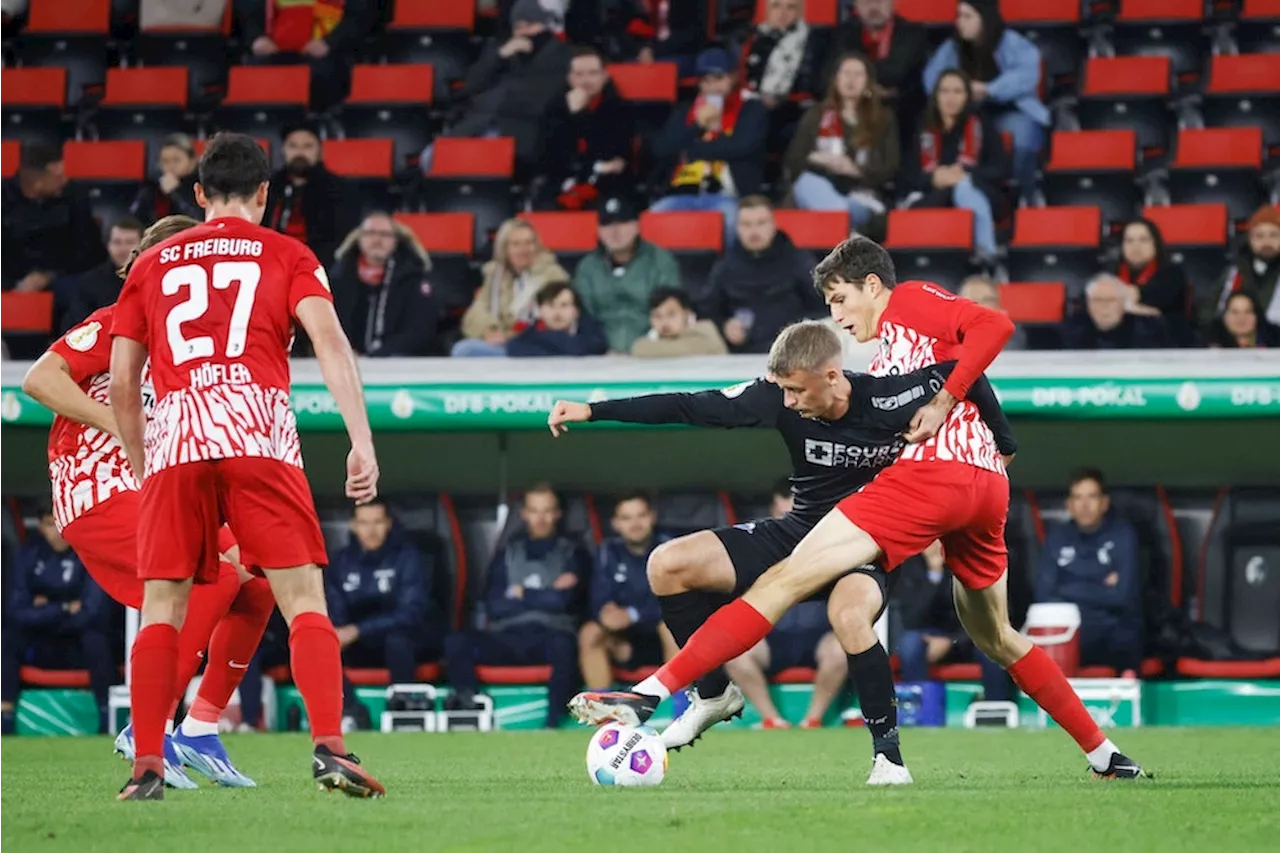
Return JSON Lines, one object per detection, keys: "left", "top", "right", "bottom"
{"left": 108, "top": 133, "right": 384, "bottom": 800}
{"left": 22, "top": 215, "right": 268, "bottom": 789}
{"left": 548, "top": 319, "right": 1015, "bottom": 783}
{"left": 570, "top": 237, "right": 1147, "bottom": 780}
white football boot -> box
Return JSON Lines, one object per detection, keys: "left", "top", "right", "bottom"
{"left": 865, "top": 753, "right": 915, "bottom": 786}
{"left": 659, "top": 683, "right": 745, "bottom": 751}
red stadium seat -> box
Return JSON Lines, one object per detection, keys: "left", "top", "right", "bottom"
{"left": 390, "top": 0, "right": 476, "bottom": 30}
{"left": 612, "top": 666, "right": 659, "bottom": 683}
{"left": 883, "top": 209, "right": 973, "bottom": 250}
{"left": 1175, "top": 658, "right": 1280, "bottom": 679}
{"left": 640, "top": 211, "right": 724, "bottom": 252}
{"left": 427, "top": 137, "right": 515, "bottom": 177}
{"left": 999, "top": 0, "right": 1078, "bottom": 23}
{"left": 476, "top": 666, "right": 552, "bottom": 685}
{"left": 394, "top": 212, "right": 476, "bottom": 257}
{"left": 347, "top": 63, "right": 434, "bottom": 105}
{"left": 1141, "top": 658, "right": 1165, "bottom": 677}
{"left": 520, "top": 211, "right": 600, "bottom": 253}
{"left": 772, "top": 210, "right": 850, "bottom": 251}
{"left": 755, "top": 0, "right": 837, "bottom": 25}
{"left": 1206, "top": 54, "right": 1280, "bottom": 94}
{"left": 771, "top": 667, "right": 817, "bottom": 684}
{"left": 896, "top": 0, "right": 954, "bottom": 24}
{"left": 26, "top": 0, "right": 109, "bottom": 33}
{"left": 265, "top": 664, "right": 291, "bottom": 683}
{"left": 1, "top": 140, "right": 19, "bottom": 178}
{"left": 1076, "top": 665, "right": 1119, "bottom": 678}
{"left": 2, "top": 67, "right": 67, "bottom": 108}
{"left": 1117, "top": 0, "right": 1202, "bottom": 22}
{"left": 1046, "top": 129, "right": 1137, "bottom": 172}
{"left": 19, "top": 666, "right": 91, "bottom": 688}
{"left": 1142, "top": 204, "right": 1229, "bottom": 246}
{"left": 606, "top": 62, "right": 678, "bottom": 102}
{"left": 193, "top": 137, "right": 270, "bottom": 158}
{"left": 1243, "top": 0, "right": 1280, "bottom": 15}
{"left": 1, "top": 292, "right": 55, "bottom": 333}
{"left": 929, "top": 663, "right": 982, "bottom": 680}
{"left": 101, "top": 66, "right": 188, "bottom": 107}
{"left": 999, "top": 282, "right": 1066, "bottom": 323}
{"left": 1042, "top": 130, "right": 1139, "bottom": 222}
{"left": 1080, "top": 56, "right": 1170, "bottom": 97}
{"left": 1011, "top": 206, "right": 1102, "bottom": 248}
{"left": 1173, "top": 127, "right": 1264, "bottom": 169}
{"left": 344, "top": 664, "right": 442, "bottom": 686}
{"left": 63, "top": 140, "right": 146, "bottom": 181}
{"left": 323, "top": 138, "right": 394, "bottom": 179}
{"left": 222, "top": 65, "right": 310, "bottom": 106}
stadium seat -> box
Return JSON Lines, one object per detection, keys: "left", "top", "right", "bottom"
{"left": 323, "top": 138, "right": 396, "bottom": 213}
{"left": 772, "top": 210, "right": 850, "bottom": 252}
{"left": 519, "top": 211, "right": 600, "bottom": 269}
{"left": 18, "top": 0, "right": 112, "bottom": 107}
{"left": 134, "top": 4, "right": 232, "bottom": 109}
{"left": 476, "top": 666, "right": 552, "bottom": 684}
{"left": 394, "top": 212, "right": 476, "bottom": 314}
{"left": 1000, "top": 0, "right": 1084, "bottom": 96}
{"left": 1202, "top": 54, "right": 1280, "bottom": 148}
{"left": 345, "top": 664, "right": 443, "bottom": 686}
{"left": 19, "top": 666, "right": 91, "bottom": 689}
{"left": 1141, "top": 204, "right": 1230, "bottom": 296}
{"left": 1005, "top": 206, "right": 1102, "bottom": 294}
{"left": 607, "top": 62, "right": 678, "bottom": 137}
{"left": 639, "top": 211, "right": 723, "bottom": 299}
{"left": 772, "top": 667, "right": 817, "bottom": 684}
{"left": 94, "top": 67, "right": 193, "bottom": 160}
{"left": 1167, "top": 127, "right": 1266, "bottom": 224}
{"left": 210, "top": 65, "right": 310, "bottom": 139}
{"left": 1, "top": 139, "right": 19, "bottom": 178}
{"left": 613, "top": 665, "right": 659, "bottom": 683}
{"left": 1107, "top": 0, "right": 1208, "bottom": 80}
{"left": 1, "top": 67, "right": 68, "bottom": 146}
{"left": 63, "top": 139, "right": 147, "bottom": 227}
{"left": 929, "top": 663, "right": 982, "bottom": 681}
{"left": 1077, "top": 56, "right": 1174, "bottom": 155}
{"left": 1175, "top": 657, "right": 1280, "bottom": 678}
{"left": 340, "top": 64, "right": 435, "bottom": 169}
{"left": 883, "top": 208, "right": 974, "bottom": 294}
{"left": 897, "top": 0, "right": 955, "bottom": 47}
{"left": 383, "top": 1, "right": 476, "bottom": 92}
{"left": 1, "top": 292, "right": 55, "bottom": 332}
{"left": 1042, "top": 129, "right": 1139, "bottom": 227}
{"left": 423, "top": 137, "right": 518, "bottom": 247}
{"left": 1234, "top": 0, "right": 1280, "bottom": 54}
{"left": 999, "top": 282, "right": 1066, "bottom": 324}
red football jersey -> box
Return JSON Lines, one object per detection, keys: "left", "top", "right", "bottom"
{"left": 868, "top": 281, "right": 1005, "bottom": 474}
{"left": 111, "top": 217, "right": 333, "bottom": 477}
{"left": 46, "top": 306, "right": 154, "bottom": 529}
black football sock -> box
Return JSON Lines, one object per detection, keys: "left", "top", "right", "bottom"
{"left": 848, "top": 644, "right": 903, "bottom": 765}
{"left": 658, "top": 590, "right": 733, "bottom": 698}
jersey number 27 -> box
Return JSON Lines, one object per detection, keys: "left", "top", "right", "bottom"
{"left": 164, "top": 261, "right": 260, "bottom": 366}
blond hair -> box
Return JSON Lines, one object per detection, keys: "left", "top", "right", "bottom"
{"left": 118, "top": 214, "right": 201, "bottom": 278}
{"left": 766, "top": 321, "right": 843, "bottom": 376}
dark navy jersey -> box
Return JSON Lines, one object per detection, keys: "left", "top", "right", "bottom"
{"left": 589, "top": 362, "right": 1015, "bottom": 528}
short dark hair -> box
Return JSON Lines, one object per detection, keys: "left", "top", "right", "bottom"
{"left": 738, "top": 194, "right": 773, "bottom": 213}
{"left": 20, "top": 142, "right": 62, "bottom": 173}
{"left": 198, "top": 133, "right": 270, "bottom": 202}
{"left": 613, "top": 492, "right": 652, "bottom": 514}
{"left": 536, "top": 281, "right": 578, "bottom": 307}
{"left": 111, "top": 215, "right": 145, "bottom": 236}
{"left": 571, "top": 44, "right": 603, "bottom": 62}
{"left": 812, "top": 235, "right": 897, "bottom": 294}
{"left": 771, "top": 479, "right": 792, "bottom": 501}
{"left": 648, "top": 286, "right": 690, "bottom": 312}
{"left": 352, "top": 498, "right": 389, "bottom": 518}
{"left": 524, "top": 482, "right": 560, "bottom": 508}
{"left": 1068, "top": 467, "right": 1107, "bottom": 494}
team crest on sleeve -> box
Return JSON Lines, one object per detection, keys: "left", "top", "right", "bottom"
{"left": 64, "top": 321, "right": 102, "bottom": 352}
{"left": 721, "top": 380, "right": 754, "bottom": 398}
{"left": 314, "top": 266, "right": 331, "bottom": 291}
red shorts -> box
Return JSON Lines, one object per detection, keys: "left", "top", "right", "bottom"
{"left": 138, "top": 458, "right": 327, "bottom": 583}
{"left": 837, "top": 461, "right": 1009, "bottom": 590}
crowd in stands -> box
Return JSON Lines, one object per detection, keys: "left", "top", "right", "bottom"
{"left": 2, "top": 0, "right": 1277, "bottom": 359}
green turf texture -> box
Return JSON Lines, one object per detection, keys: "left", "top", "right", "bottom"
{"left": 3, "top": 728, "right": 1278, "bottom": 853}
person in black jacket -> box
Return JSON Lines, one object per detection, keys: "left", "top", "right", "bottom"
{"left": 822, "top": 0, "right": 929, "bottom": 137}
{"left": 1115, "top": 218, "right": 1194, "bottom": 346}
{"left": 506, "top": 281, "right": 608, "bottom": 357}
{"left": 331, "top": 213, "right": 441, "bottom": 356}
{"left": 264, "top": 123, "right": 358, "bottom": 268}
{"left": 700, "top": 196, "right": 823, "bottom": 354}
{"left": 60, "top": 216, "right": 144, "bottom": 333}
{"left": 1060, "top": 274, "right": 1171, "bottom": 350}
{"left": 128, "top": 134, "right": 201, "bottom": 226}
{"left": 536, "top": 46, "right": 637, "bottom": 211}
{"left": 903, "top": 68, "right": 1008, "bottom": 262}
{"left": 238, "top": 0, "right": 368, "bottom": 110}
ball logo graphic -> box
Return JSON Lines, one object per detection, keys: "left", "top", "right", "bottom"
{"left": 629, "top": 749, "right": 653, "bottom": 774}
{"left": 597, "top": 728, "right": 620, "bottom": 749}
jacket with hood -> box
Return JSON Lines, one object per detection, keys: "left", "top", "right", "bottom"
{"left": 461, "top": 241, "right": 571, "bottom": 340}
{"left": 629, "top": 319, "right": 728, "bottom": 358}
{"left": 325, "top": 523, "right": 438, "bottom": 646}
{"left": 506, "top": 312, "right": 608, "bottom": 357}
{"left": 264, "top": 163, "right": 359, "bottom": 268}
{"left": 573, "top": 238, "right": 680, "bottom": 352}
{"left": 331, "top": 220, "right": 441, "bottom": 356}
{"left": 700, "top": 231, "right": 823, "bottom": 353}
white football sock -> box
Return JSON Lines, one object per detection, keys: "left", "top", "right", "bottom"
{"left": 633, "top": 676, "right": 671, "bottom": 701}
{"left": 164, "top": 719, "right": 175, "bottom": 736}
{"left": 179, "top": 716, "right": 220, "bottom": 737}
{"left": 1086, "top": 738, "right": 1120, "bottom": 772}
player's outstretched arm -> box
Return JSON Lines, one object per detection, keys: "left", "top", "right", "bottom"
{"left": 550, "top": 381, "right": 777, "bottom": 438}
{"left": 295, "top": 295, "right": 378, "bottom": 505}
{"left": 107, "top": 337, "right": 149, "bottom": 481}
{"left": 22, "top": 352, "right": 118, "bottom": 437}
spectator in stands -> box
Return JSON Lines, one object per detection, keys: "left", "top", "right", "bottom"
{"left": 129, "top": 134, "right": 201, "bottom": 226}
{"left": 959, "top": 275, "right": 1026, "bottom": 350}
{"left": 573, "top": 194, "right": 681, "bottom": 353}
{"left": 506, "top": 282, "right": 609, "bottom": 357}
{"left": 822, "top": 0, "right": 928, "bottom": 137}
{"left": 894, "top": 540, "right": 967, "bottom": 681}
{"left": 1061, "top": 273, "right": 1170, "bottom": 350}
{"left": 443, "top": 484, "right": 590, "bottom": 728}
{"left": 1, "top": 509, "right": 113, "bottom": 734}
{"left": 726, "top": 485, "right": 847, "bottom": 728}
{"left": 1116, "top": 218, "right": 1193, "bottom": 346}
{"left": 741, "top": 0, "right": 819, "bottom": 106}
{"left": 1, "top": 143, "right": 106, "bottom": 294}
{"left": 631, "top": 287, "right": 728, "bottom": 357}
{"left": 239, "top": 0, "right": 368, "bottom": 110}
{"left": 1035, "top": 468, "right": 1143, "bottom": 674}
{"left": 331, "top": 212, "right": 441, "bottom": 357}
{"left": 650, "top": 48, "right": 769, "bottom": 248}
{"left": 264, "top": 123, "right": 358, "bottom": 268}
{"left": 903, "top": 69, "right": 1006, "bottom": 263}
{"left": 427, "top": 0, "right": 573, "bottom": 172}
{"left": 140, "top": 0, "right": 227, "bottom": 29}
{"left": 924, "top": 0, "right": 1048, "bottom": 204}
{"left": 611, "top": 0, "right": 705, "bottom": 73}
{"left": 783, "top": 52, "right": 899, "bottom": 232}
{"left": 326, "top": 500, "right": 437, "bottom": 729}
{"left": 537, "top": 46, "right": 637, "bottom": 212}
{"left": 454, "top": 219, "right": 571, "bottom": 357}
{"left": 701, "top": 196, "right": 822, "bottom": 353}
{"left": 61, "top": 217, "right": 144, "bottom": 333}
{"left": 1207, "top": 204, "right": 1280, "bottom": 330}
{"left": 1207, "top": 292, "right": 1280, "bottom": 349}
{"left": 578, "top": 494, "right": 674, "bottom": 692}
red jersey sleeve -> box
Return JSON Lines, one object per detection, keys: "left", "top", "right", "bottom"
{"left": 887, "top": 282, "right": 1015, "bottom": 400}
{"left": 286, "top": 242, "right": 334, "bottom": 320}
{"left": 111, "top": 254, "right": 152, "bottom": 345}
{"left": 49, "top": 308, "right": 114, "bottom": 383}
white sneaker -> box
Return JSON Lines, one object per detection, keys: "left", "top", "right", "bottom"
{"left": 659, "top": 684, "right": 745, "bottom": 751}
{"left": 866, "top": 753, "right": 914, "bottom": 786}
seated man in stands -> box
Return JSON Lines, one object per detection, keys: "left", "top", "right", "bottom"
{"left": 958, "top": 275, "right": 1026, "bottom": 350}
{"left": 578, "top": 494, "right": 677, "bottom": 694}
{"left": 630, "top": 287, "right": 728, "bottom": 357}
{"left": 1, "top": 508, "right": 114, "bottom": 734}
{"left": 444, "top": 484, "right": 591, "bottom": 728}
{"left": 724, "top": 486, "right": 847, "bottom": 729}
{"left": 264, "top": 123, "right": 359, "bottom": 267}
{"left": 326, "top": 500, "right": 436, "bottom": 729}
{"left": 1034, "top": 468, "right": 1143, "bottom": 674}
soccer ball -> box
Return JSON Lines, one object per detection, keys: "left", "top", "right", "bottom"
{"left": 586, "top": 723, "right": 668, "bottom": 787}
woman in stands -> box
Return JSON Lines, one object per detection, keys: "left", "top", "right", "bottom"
{"left": 902, "top": 68, "right": 1007, "bottom": 264}
{"left": 783, "top": 52, "right": 899, "bottom": 234}
{"left": 1207, "top": 291, "right": 1279, "bottom": 349}
{"left": 923, "top": 0, "right": 1048, "bottom": 204}
{"left": 128, "top": 134, "right": 201, "bottom": 226}
{"left": 1115, "top": 217, "right": 1195, "bottom": 346}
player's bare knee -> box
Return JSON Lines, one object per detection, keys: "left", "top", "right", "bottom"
{"left": 646, "top": 539, "right": 691, "bottom": 595}
{"left": 578, "top": 621, "right": 607, "bottom": 648}
{"left": 140, "top": 579, "right": 190, "bottom": 628}
{"left": 825, "top": 574, "right": 881, "bottom": 652}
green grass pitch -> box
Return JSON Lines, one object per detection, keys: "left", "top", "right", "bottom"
{"left": 3, "top": 728, "right": 1278, "bottom": 853}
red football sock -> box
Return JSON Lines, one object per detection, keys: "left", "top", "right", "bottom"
{"left": 193, "top": 576, "right": 275, "bottom": 720}
{"left": 130, "top": 623, "right": 179, "bottom": 776}
{"left": 288, "top": 610, "right": 346, "bottom": 755}
{"left": 172, "top": 567, "right": 240, "bottom": 714}
{"left": 1008, "top": 645, "right": 1105, "bottom": 753}
{"left": 654, "top": 599, "right": 774, "bottom": 693}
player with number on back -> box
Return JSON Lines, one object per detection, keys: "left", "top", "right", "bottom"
{"left": 571, "top": 236, "right": 1148, "bottom": 781}
{"left": 108, "top": 133, "right": 384, "bottom": 800}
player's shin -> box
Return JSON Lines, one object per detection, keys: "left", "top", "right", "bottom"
{"left": 657, "top": 590, "right": 735, "bottom": 698}
{"left": 129, "top": 623, "right": 180, "bottom": 779}
{"left": 635, "top": 598, "right": 775, "bottom": 699}
{"left": 286, "top": 609, "right": 346, "bottom": 755}
{"left": 828, "top": 575, "right": 904, "bottom": 766}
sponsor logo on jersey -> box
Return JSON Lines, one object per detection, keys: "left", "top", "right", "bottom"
{"left": 65, "top": 321, "right": 102, "bottom": 352}
{"left": 721, "top": 380, "right": 754, "bottom": 398}
{"left": 804, "top": 438, "right": 903, "bottom": 468}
